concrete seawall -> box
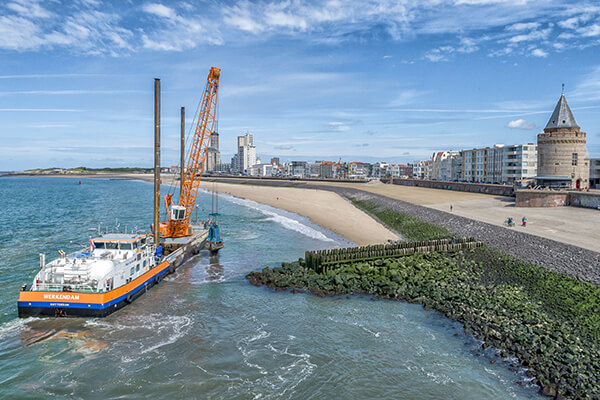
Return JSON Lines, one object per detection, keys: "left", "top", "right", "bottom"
{"left": 384, "top": 178, "right": 515, "bottom": 196}
{"left": 516, "top": 190, "right": 600, "bottom": 209}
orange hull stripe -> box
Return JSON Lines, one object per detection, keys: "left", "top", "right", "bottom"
{"left": 18, "top": 260, "right": 171, "bottom": 305}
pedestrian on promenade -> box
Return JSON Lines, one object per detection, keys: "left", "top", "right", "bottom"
{"left": 450, "top": 204, "right": 453, "bottom": 212}
{"left": 522, "top": 216, "right": 527, "bottom": 227}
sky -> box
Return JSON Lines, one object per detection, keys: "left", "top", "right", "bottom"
{"left": 1, "top": 0, "right": 600, "bottom": 171}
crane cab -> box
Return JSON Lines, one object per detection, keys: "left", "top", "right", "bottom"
{"left": 170, "top": 205, "right": 186, "bottom": 221}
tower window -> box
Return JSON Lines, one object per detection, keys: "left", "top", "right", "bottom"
{"left": 572, "top": 153, "right": 578, "bottom": 166}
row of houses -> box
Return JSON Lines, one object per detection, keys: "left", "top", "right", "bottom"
{"left": 240, "top": 160, "right": 414, "bottom": 180}
{"left": 426, "top": 143, "right": 539, "bottom": 184}
{"left": 223, "top": 143, "right": 538, "bottom": 184}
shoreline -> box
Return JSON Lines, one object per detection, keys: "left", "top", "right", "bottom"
{"left": 247, "top": 206, "right": 600, "bottom": 399}
{"left": 195, "top": 181, "right": 398, "bottom": 246}
{"left": 2, "top": 173, "right": 397, "bottom": 246}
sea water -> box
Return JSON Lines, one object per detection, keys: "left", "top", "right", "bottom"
{"left": 0, "top": 177, "right": 540, "bottom": 399}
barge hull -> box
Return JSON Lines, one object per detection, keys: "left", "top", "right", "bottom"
{"left": 17, "top": 230, "right": 207, "bottom": 318}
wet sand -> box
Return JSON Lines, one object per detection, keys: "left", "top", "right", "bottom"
{"left": 196, "top": 181, "right": 398, "bottom": 246}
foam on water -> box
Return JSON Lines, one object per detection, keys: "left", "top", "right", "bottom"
{"left": 0, "top": 178, "right": 542, "bottom": 399}
{"left": 220, "top": 194, "right": 335, "bottom": 242}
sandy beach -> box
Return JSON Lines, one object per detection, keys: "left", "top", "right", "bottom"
{"left": 9, "top": 173, "right": 600, "bottom": 251}
{"left": 196, "top": 181, "right": 398, "bottom": 246}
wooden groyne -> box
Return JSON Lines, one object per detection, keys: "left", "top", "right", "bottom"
{"left": 304, "top": 237, "right": 482, "bottom": 273}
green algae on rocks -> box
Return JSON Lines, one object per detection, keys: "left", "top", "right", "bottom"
{"left": 247, "top": 247, "right": 600, "bottom": 399}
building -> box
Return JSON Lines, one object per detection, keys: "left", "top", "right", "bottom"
{"left": 590, "top": 158, "right": 600, "bottom": 189}
{"left": 371, "top": 162, "right": 389, "bottom": 179}
{"left": 205, "top": 131, "right": 221, "bottom": 172}
{"left": 459, "top": 144, "right": 536, "bottom": 184}
{"left": 305, "top": 162, "right": 321, "bottom": 178}
{"left": 319, "top": 161, "right": 335, "bottom": 178}
{"left": 430, "top": 151, "right": 458, "bottom": 181}
{"left": 412, "top": 160, "right": 430, "bottom": 179}
{"left": 286, "top": 161, "right": 306, "bottom": 177}
{"left": 387, "top": 164, "right": 412, "bottom": 178}
{"left": 249, "top": 163, "right": 274, "bottom": 177}
{"left": 501, "top": 144, "right": 537, "bottom": 184}
{"left": 234, "top": 133, "right": 257, "bottom": 174}
{"left": 461, "top": 146, "right": 503, "bottom": 183}
{"left": 536, "top": 93, "right": 589, "bottom": 189}
{"left": 348, "top": 162, "right": 370, "bottom": 179}
{"left": 270, "top": 157, "right": 280, "bottom": 166}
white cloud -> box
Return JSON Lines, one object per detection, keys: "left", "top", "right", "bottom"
{"left": 6, "top": 0, "right": 53, "bottom": 19}
{"left": 389, "top": 89, "right": 428, "bottom": 107}
{"left": 578, "top": 24, "right": 600, "bottom": 37}
{"left": 531, "top": 48, "right": 548, "bottom": 57}
{"left": 457, "top": 37, "right": 479, "bottom": 53}
{"left": 0, "top": 6, "right": 133, "bottom": 54}
{"left": 507, "top": 26, "right": 552, "bottom": 43}
{"left": 506, "top": 22, "right": 540, "bottom": 31}
{"left": 0, "top": 0, "right": 598, "bottom": 58}
{"left": 507, "top": 119, "right": 535, "bottom": 129}
{"left": 143, "top": 3, "right": 177, "bottom": 19}
{"left": 558, "top": 16, "right": 581, "bottom": 30}
{"left": 572, "top": 65, "right": 600, "bottom": 102}
{"left": 141, "top": 3, "right": 223, "bottom": 49}
{"left": 327, "top": 121, "right": 350, "bottom": 131}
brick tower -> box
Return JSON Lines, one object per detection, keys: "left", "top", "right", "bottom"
{"left": 536, "top": 93, "right": 589, "bottom": 189}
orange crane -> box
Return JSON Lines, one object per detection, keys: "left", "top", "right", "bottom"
{"left": 160, "top": 66, "right": 220, "bottom": 238}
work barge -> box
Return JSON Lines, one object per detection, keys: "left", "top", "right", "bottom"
{"left": 17, "top": 68, "right": 223, "bottom": 318}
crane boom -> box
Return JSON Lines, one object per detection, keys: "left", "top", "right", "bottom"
{"left": 161, "top": 66, "right": 220, "bottom": 238}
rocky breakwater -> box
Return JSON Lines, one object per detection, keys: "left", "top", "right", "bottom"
{"left": 247, "top": 244, "right": 600, "bottom": 399}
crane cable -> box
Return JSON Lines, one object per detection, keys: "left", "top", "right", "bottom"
{"left": 165, "top": 82, "right": 204, "bottom": 201}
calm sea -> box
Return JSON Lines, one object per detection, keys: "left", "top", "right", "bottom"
{"left": 0, "top": 177, "right": 540, "bottom": 399}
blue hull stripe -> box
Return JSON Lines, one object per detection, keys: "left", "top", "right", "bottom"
{"left": 18, "top": 262, "right": 171, "bottom": 310}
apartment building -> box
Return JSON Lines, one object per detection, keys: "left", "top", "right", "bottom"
{"left": 233, "top": 133, "right": 256, "bottom": 174}
{"left": 413, "top": 160, "right": 430, "bottom": 179}
{"left": 348, "top": 162, "right": 370, "bottom": 179}
{"left": 461, "top": 145, "right": 503, "bottom": 183}
{"left": 590, "top": 158, "right": 600, "bottom": 189}
{"left": 501, "top": 144, "right": 537, "bottom": 183}
{"left": 371, "top": 162, "right": 389, "bottom": 179}
{"left": 430, "top": 151, "right": 458, "bottom": 181}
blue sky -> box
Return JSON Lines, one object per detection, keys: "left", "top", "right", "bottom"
{"left": 1, "top": 0, "right": 600, "bottom": 170}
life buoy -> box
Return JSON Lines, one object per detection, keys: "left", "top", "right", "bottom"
{"left": 126, "top": 293, "right": 133, "bottom": 303}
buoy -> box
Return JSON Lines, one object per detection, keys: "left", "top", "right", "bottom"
{"left": 78, "top": 181, "right": 81, "bottom": 185}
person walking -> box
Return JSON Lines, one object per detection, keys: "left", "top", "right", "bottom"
{"left": 522, "top": 216, "right": 527, "bottom": 227}
{"left": 450, "top": 204, "right": 453, "bottom": 212}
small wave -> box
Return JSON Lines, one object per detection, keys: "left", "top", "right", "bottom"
{"left": 220, "top": 195, "right": 334, "bottom": 242}
{"left": 0, "top": 317, "right": 36, "bottom": 341}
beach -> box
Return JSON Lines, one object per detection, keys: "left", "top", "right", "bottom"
{"left": 196, "top": 181, "right": 398, "bottom": 246}
{"left": 10, "top": 173, "right": 600, "bottom": 251}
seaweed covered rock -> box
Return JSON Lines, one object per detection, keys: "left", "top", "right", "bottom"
{"left": 247, "top": 247, "right": 600, "bottom": 399}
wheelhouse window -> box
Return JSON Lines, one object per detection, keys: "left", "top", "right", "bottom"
{"left": 120, "top": 243, "right": 133, "bottom": 250}
{"left": 105, "top": 242, "right": 118, "bottom": 250}
{"left": 93, "top": 242, "right": 105, "bottom": 249}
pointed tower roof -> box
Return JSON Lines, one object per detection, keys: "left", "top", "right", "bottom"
{"left": 544, "top": 93, "right": 579, "bottom": 131}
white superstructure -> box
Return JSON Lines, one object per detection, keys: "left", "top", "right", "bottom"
{"left": 32, "top": 233, "right": 158, "bottom": 293}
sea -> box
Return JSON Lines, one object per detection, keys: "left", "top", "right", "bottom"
{"left": 0, "top": 177, "right": 541, "bottom": 399}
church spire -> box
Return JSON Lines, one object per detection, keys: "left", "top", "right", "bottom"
{"left": 544, "top": 92, "right": 580, "bottom": 132}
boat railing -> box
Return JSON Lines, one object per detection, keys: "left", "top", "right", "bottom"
{"left": 33, "top": 282, "right": 100, "bottom": 293}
